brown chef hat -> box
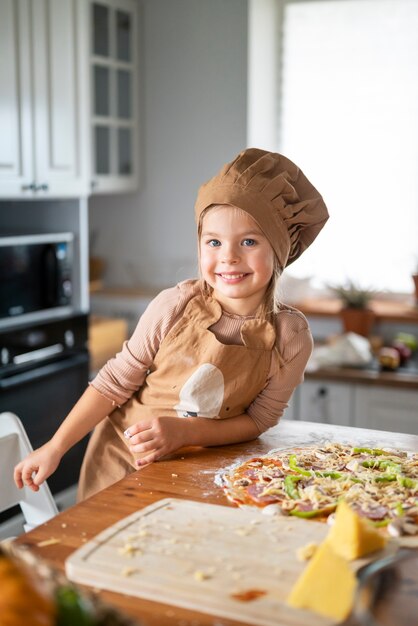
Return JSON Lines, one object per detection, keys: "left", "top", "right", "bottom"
{"left": 195, "top": 148, "right": 329, "bottom": 270}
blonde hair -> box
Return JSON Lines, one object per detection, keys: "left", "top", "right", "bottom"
{"left": 197, "top": 204, "right": 283, "bottom": 324}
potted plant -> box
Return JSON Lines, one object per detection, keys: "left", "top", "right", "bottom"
{"left": 413, "top": 275, "right": 418, "bottom": 306}
{"left": 330, "top": 280, "right": 376, "bottom": 337}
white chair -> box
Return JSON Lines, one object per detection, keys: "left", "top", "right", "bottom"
{"left": 0, "top": 411, "right": 58, "bottom": 534}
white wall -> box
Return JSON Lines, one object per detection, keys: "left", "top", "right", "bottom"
{"left": 89, "top": 0, "right": 248, "bottom": 290}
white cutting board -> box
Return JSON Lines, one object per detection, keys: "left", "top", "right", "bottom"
{"left": 66, "top": 498, "right": 334, "bottom": 626}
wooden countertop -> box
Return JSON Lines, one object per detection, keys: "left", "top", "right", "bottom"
{"left": 296, "top": 297, "right": 418, "bottom": 324}
{"left": 14, "top": 421, "right": 418, "bottom": 626}
{"left": 305, "top": 362, "right": 418, "bottom": 390}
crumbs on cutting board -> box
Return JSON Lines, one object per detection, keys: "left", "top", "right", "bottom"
{"left": 118, "top": 543, "right": 142, "bottom": 557}
{"left": 91, "top": 498, "right": 328, "bottom": 601}
{"left": 121, "top": 566, "right": 139, "bottom": 577}
{"left": 194, "top": 570, "right": 212, "bottom": 581}
{"left": 296, "top": 542, "right": 318, "bottom": 561}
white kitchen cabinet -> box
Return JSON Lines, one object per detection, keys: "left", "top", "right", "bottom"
{"left": 353, "top": 386, "right": 418, "bottom": 435}
{"left": 0, "top": 0, "right": 89, "bottom": 199}
{"left": 298, "top": 380, "right": 353, "bottom": 426}
{"left": 0, "top": 0, "right": 32, "bottom": 197}
{"left": 297, "top": 376, "right": 418, "bottom": 435}
{"left": 89, "top": 0, "right": 139, "bottom": 194}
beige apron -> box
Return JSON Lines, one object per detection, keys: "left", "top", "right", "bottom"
{"left": 78, "top": 295, "right": 276, "bottom": 500}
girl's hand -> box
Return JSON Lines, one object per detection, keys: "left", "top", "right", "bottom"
{"left": 124, "top": 416, "right": 191, "bottom": 467}
{"left": 14, "top": 442, "right": 62, "bottom": 492}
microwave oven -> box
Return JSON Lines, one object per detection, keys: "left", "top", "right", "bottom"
{"left": 0, "top": 233, "right": 74, "bottom": 328}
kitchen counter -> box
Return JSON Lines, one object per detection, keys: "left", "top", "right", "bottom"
{"left": 14, "top": 420, "right": 418, "bottom": 626}
{"left": 305, "top": 360, "right": 418, "bottom": 390}
{"left": 296, "top": 297, "right": 418, "bottom": 324}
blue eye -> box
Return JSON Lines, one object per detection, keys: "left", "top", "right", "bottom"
{"left": 208, "top": 239, "right": 221, "bottom": 247}
{"left": 242, "top": 238, "right": 256, "bottom": 246}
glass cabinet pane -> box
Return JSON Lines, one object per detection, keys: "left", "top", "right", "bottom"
{"left": 95, "top": 126, "right": 110, "bottom": 174}
{"left": 117, "top": 70, "right": 131, "bottom": 119}
{"left": 118, "top": 128, "right": 132, "bottom": 175}
{"left": 116, "top": 10, "right": 131, "bottom": 61}
{"left": 94, "top": 66, "right": 110, "bottom": 116}
{"left": 92, "top": 4, "right": 109, "bottom": 57}
{"left": 90, "top": 2, "right": 137, "bottom": 186}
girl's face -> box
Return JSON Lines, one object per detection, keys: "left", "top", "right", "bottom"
{"left": 199, "top": 205, "right": 275, "bottom": 315}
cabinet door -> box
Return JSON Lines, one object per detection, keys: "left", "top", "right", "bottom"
{"left": 299, "top": 380, "right": 353, "bottom": 426}
{"left": 90, "top": 0, "right": 139, "bottom": 194}
{"left": 32, "top": 0, "right": 89, "bottom": 197}
{"left": 0, "top": 0, "right": 89, "bottom": 199}
{"left": 354, "top": 386, "right": 418, "bottom": 435}
{"left": 0, "top": 0, "right": 34, "bottom": 197}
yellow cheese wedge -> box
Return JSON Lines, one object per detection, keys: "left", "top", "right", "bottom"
{"left": 326, "top": 500, "right": 387, "bottom": 560}
{"left": 287, "top": 541, "right": 356, "bottom": 621}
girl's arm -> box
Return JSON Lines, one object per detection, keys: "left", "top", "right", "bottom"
{"left": 185, "top": 413, "right": 260, "bottom": 447}
{"left": 50, "top": 385, "right": 115, "bottom": 453}
{"left": 247, "top": 326, "right": 313, "bottom": 432}
{"left": 14, "top": 386, "right": 114, "bottom": 492}
{"left": 125, "top": 412, "right": 260, "bottom": 467}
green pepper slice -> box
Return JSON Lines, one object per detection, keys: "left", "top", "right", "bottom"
{"left": 289, "top": 504, "right": 337, "bottom": 519}
{"left": 394, "top": 502, "right": 404, "bottom": 516}
{"left": 397, "top": 476, "right": 418, "bottom": 490}
{"left": 370, "top": 518, "right": 391, "bottom": 528}
{"left": 361, "top": 459, "right": 382, "bottom": 469}
{"left": 379, "top": 460, "right": 402, "bottom": 473}
{"left": 361, "top": 459, "right": 401, "bottom": 473}
{"left": 352, "top": 447, "right": 385, "bottom": 456}
{"left": 374, "top": 474, "right": 397, "bottom": 483}
{"left": 284, "top": 475, "right": 303, "bottom": 499}
{"left": 288, "top": 454, "right": 312, "bottom": 477}
{"left": 314, "top": 470, "right": 342, "bottom": 479}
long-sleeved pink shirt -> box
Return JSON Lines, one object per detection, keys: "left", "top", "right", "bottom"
{"left": 92, "top": 280, "right": 313, "bottom": 432}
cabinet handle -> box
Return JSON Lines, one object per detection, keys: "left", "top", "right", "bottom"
{"left": 21, "top": 182, "right": 36, "bottom": 191}
{"left": 90, "top": 180, "right": 98, "bottom": 190}
{"left": 315, "top": 386, "right": 329, "bottom": 423}
{"left": 35, "top": 183, "right": 49, "bottom": 192}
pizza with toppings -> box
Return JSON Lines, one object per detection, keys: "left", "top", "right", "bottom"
{"left": 218, "top": 443, "right": 418, "bottom": 535}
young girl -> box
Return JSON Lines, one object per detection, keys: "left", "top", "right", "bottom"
{"left": 14, "top": 148, "right": 328, "bottom": 501}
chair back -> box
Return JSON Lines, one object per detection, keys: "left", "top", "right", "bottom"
{"left": 0, "top": 412, "right": 58, "bottom": 532}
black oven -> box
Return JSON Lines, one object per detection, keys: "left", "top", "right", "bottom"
{"left": 0, "top": 314, "right": 89, "bottom": 503}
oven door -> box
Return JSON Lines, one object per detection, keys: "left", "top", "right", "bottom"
{"left": 0, "top": 351, "right": 89, "bottom": 496}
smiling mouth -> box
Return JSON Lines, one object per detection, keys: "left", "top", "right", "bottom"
{"left": 216, "top": 273, "right": 248, "bottom": 281}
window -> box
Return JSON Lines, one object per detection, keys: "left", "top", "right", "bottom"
{"left": 249, "top": 0, "right": 418, "bottom": 293}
